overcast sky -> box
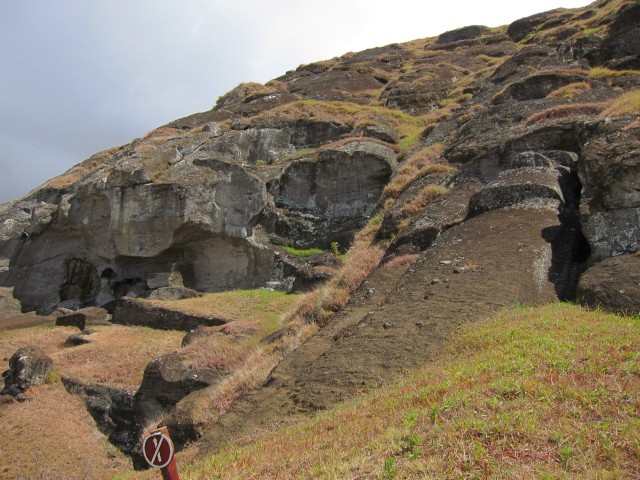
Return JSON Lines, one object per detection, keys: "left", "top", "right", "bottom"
{"left": 0, "top": 0, "right": 592, "bottom": 204}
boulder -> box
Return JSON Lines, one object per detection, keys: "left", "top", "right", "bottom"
{"left": 603, "top": 0, "right": 640, "bottom": 60}
{"left": 268, "top": 140, "right": 396, "bottom": 248}
{"left": 507, "top": 10, "right": 563, "bottom": 42}
{"left": 493, "top": 73, "right": 587, "bottom": 103}
{"left": 134, "top": 353, "right": 228, "bottom": 420}
{"left": 2, "top": 346, "right": 52, "bottom": 394}
{"left": 577, "top": 254, "right": 640, "bottom": 315}
{"left": 436, "top": 25, "right": 490, "bottom": 44}
{"left": 467, "top": 167, "right": 565, "bottom": 217}
{"left": 56, "top": 312, "right": 86, "bottom": 330}
{"left": 579, "top": 119, "right": 640, "bottom": 260}
{"left": 144, "top": 286, "right": 203, "bottom": 301}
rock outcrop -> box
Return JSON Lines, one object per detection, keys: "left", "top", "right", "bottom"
{"left": 1, "top": 0, "right": 640, "bottom": 466}
{"left": 1, "top": 346, "right": 53, "bottom": 398}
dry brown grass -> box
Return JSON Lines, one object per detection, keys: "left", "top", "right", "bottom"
{"left": 601, "top": 88, "right": 640, "bottom": 118}
{"left": 315, "top": 136, "right": 399, "bottom": 154}
{"left": 0, "top": 324, "right": 183, "bottom": 388}
{"left": 385, "top": 253, "right": 420, "bottom": 267}
{"left": 589, "top": 67, "right": 640, "bottom": 81}
{"left": 0, "top": 384, "right": 129, "bottom": 480}
{"left": 285, "top": 215, "right": 386, "bottom": 330}
{"left": 43, "top": 147, "right": 117, "bottom": 190}
{"left": 250, "top": 100, "right": 425, "bottom": 146}
{"left": 383, "top": 144, "right": 452, "bottom": 198}
{"left": 399, "top": 184, "right": 447, "bottom": 216}
{"left": 546, "top": 81, "right": 591, "bottom": 99}
{"left": 141, "top": 126, "right": 184, "bottom": 142}
{"left": 524, "top": 103, "right": 605, "bottom": 126}
{"left": 147, "top": 290, "right": 299, "bottom": 327}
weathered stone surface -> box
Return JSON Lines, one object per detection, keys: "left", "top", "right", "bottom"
{"left": 507, "top": 10, "right": 564, "bottom": 42}
{"left": 493, "top": 73, "right": 587, "bottom": 104}
{"left": 111, "top": 298, "right": 228, "bottom": 331}
{"left": 267, "top": 140, "right": 396, "bottom": 248}
{"left": 387, "top": 182, "right": 481, "bottom": 254}
{"left": 2, "top": 346, "right": 52, "bottom": 394}
{"left": 436, "top": 25, "right": 490, "bottom": 44}
{"left": 56, "top": 312, "right": 86, "bottom": 330}
{"left": 603, "top": 0, "right": 640, "bottom": 60}
{"left": 144, "top": 286, "right": 203, "bottom": 301}
{"left": 467, "top": 167, "right": 565, "bottom": 217}
{"left": 62, "top": 377, "right": 139, "bottom": 457}
{"left": 579, "top": 119, "right": 640, "bottom": 260}
{"left": 134, "top": 353, "right": 228, "bottom": 421}
{"left": 577, "top": 254, "right": 640, "bottom": 315}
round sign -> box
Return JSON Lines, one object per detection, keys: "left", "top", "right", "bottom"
{"left": 143, "top": 431, "right": 175, "bottom": 469}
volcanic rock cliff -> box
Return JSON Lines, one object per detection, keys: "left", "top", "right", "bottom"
{"left": 1, "top": 0, "right": 638, "bottom": 317}
{"left": 1, "top": 0, "right": 639, "bottom": 464}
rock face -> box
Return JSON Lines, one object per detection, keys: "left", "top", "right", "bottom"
{"left": 0, "top": 132, "right": 396, "bottom": 313}
{"left": 2, "top": 346, "right": 53, "bottom": 396}
{"left": 577, "top": 254, "right": 640, "bottom": 315}
{"left": 1, "top": 0, "right": 640, "bottom": 463}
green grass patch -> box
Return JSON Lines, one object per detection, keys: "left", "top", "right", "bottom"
{"left": 282, "top": 246, "right": 325, "bottom": 257}
{"left": 171, "top": 303, "right": 640, "bottom": 479}
{"left": 588, "top": 67, "right": 640, "bottom": 80}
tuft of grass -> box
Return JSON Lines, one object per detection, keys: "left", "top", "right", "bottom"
{"left": 164, "top": 303, "right": 640, "bottom": 480}
{"left": 385, "top": 253, "right": 420, "bottom": 267}
{"left": 399, "top": 185, "right": 447, "bottom": 216}
{"left": 601, "top": 88, "right": 640, "bottom": 117}
{"left": 588, "top": 67, "right": 640, "bottom": 80}
{"left": 383, "top": 144, "right": 453, "bottom": 198}
{"left": 523, "top": 103, "right": 605, "bottom": 126}
{"left": 43, "top": 147, "right": 117, "bottom": 190}
{"left": 546, "top": 81, "right": 591, "bottom": 99}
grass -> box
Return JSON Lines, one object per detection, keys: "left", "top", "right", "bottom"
{"left": 0, "top": 383, "right": 130, "bottom": 480}
{"left": 249, "top": 100, "right": 425, "bottom": 150}
{"left": 287, "top": 214, "right": 385, "bottom": 329}
{"left": 588, "top": 67, "right": 640, "bottom": 81}
{"left": 523, "top": 103, "right": 606, "bottom": 126}
{"left": 399, "top": 185, "right": 447, "bottom": 216}
{"left": 43, "top": 146, "right": 117, "bottom": 190}
{"left": 282, "top": 246, "right": 325, "bottom": 257}
{"left": 601, "top": 88, "right": 640, "bottom": 117}
{"left": 136, "top": 303, "right": 640, "bottom": 479}
{"left": 146, "top": 290, "right": 299, "bottom": 328}
{"left": 546, "top": 81, "right": 591, "bottom": 99}
{"left": 383, "top": 144, "right": 452, "bottom": 198}
{"left": 0, "top": 324, "right": 183, "bottom": 389}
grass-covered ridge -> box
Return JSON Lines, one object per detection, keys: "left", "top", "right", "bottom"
{"left": 163, "top": 303, "right": 640, "bottom": 479}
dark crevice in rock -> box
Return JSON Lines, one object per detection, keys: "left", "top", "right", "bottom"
{"left": 543, "top": 166, "right": 591, "bottom": 300}
{"left": 61, "top": 377, "right": 145, "bottom": 467}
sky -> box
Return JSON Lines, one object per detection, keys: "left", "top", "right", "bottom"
{"left": 0, "top": 0, "right": 592, "bottom": 204}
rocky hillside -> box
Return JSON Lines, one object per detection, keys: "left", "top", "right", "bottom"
{"left": 1, "top": 0, "right": 639, "bottom": 474}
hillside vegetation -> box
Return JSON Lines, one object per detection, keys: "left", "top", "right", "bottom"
{"left": 1, "top": 0, "right": 639, "bottom": 478}
{"left": 123, "top": 303, "right": 640, "bottom": 479}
